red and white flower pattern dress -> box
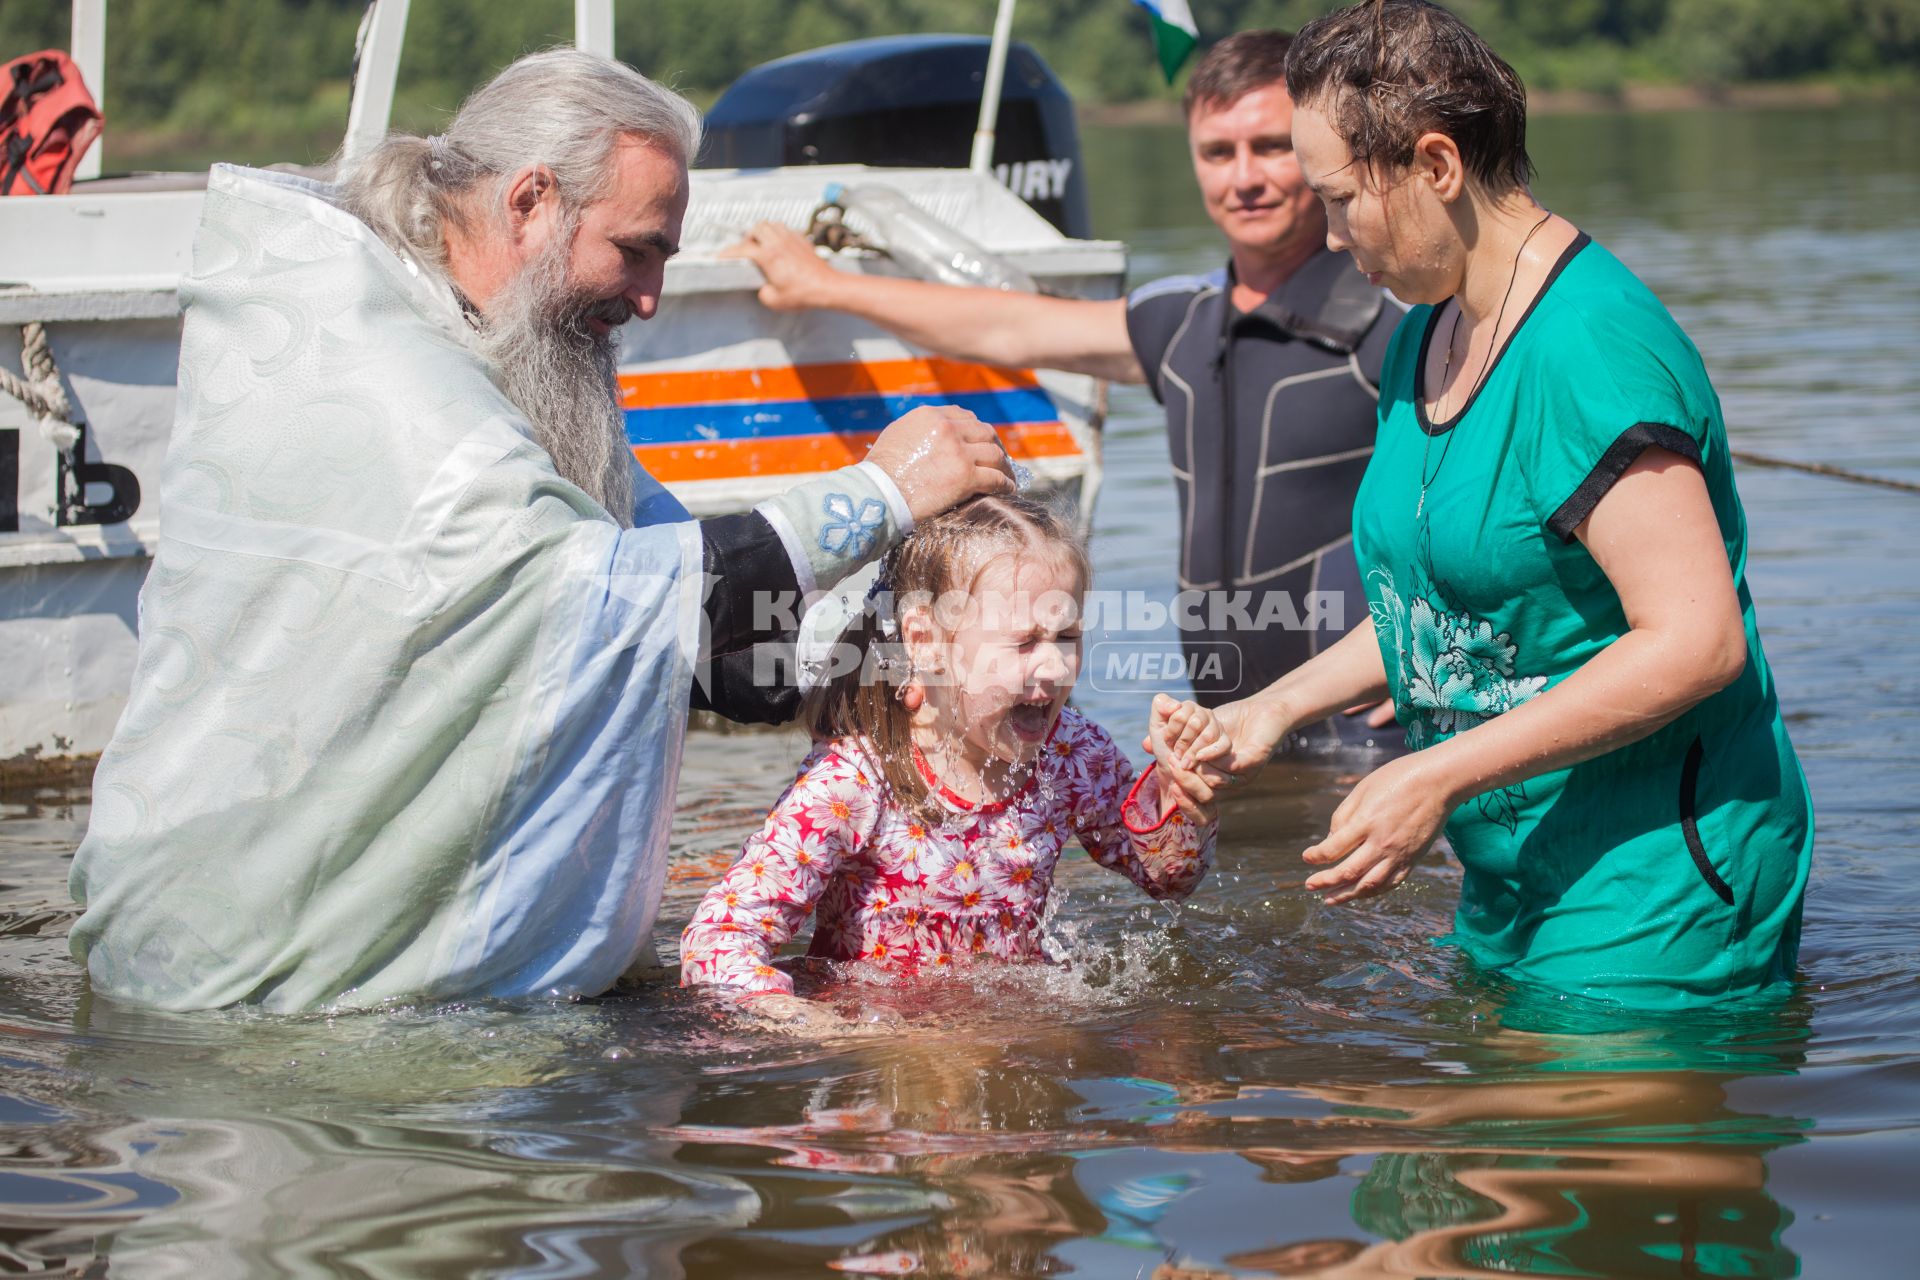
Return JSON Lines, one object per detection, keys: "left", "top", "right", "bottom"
{"left": 679, "top": 706, "right": 1214, "bottom": 995}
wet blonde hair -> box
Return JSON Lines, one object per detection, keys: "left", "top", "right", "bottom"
{"left": 802, "top": 493, "right": 1091, "bottom": 825}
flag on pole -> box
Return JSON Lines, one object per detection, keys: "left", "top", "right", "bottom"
{"left": 1132, "top": 0, "right": 1199, "bottom": 84}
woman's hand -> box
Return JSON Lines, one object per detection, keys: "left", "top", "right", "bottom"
{"left": 1146, "top": 694, "right": 1231, "bottom": 822}
{"left": 1302, "top": 752, "right": 1458, "bottom": 905}
{"left": 1157, "top": 695, "right": 1232, "bottom": 772}
{"left": 1144, "top": 691, "right": 1292, "bottom": 809}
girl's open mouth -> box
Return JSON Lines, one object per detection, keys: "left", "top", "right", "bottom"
{"left": 1006, "top": 702, "right": 1052, "bottom": 743}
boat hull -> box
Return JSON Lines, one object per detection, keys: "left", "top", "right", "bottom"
{"left": 0, "top": 166, "right": 1124, "bottom": 761}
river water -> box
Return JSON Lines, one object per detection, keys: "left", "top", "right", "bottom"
{"left": 3, "top": 105, "right": 1916, "bottom": 1277}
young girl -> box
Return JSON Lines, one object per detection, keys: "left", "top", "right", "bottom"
{"left": 680, "top": 494, "right": 1224, "bottom": 1014}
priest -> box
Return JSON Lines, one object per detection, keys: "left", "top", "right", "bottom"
{"left": 68, "top": 50, "right": 1012, "bottom": 1012}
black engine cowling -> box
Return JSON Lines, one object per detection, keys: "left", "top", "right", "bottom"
{"left": 697, "top": 34, "right": 1091, "bottom": 239}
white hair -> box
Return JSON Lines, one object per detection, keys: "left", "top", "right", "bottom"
{"left": 334, "top": 50, "right": 701, "bottom": 526}
{"left": 336, "top": 47, "right": 701, "bottom": 272}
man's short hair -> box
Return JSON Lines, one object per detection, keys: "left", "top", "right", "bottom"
{"left": 1182, "top": 29, "right": 1295, "bottom": 118}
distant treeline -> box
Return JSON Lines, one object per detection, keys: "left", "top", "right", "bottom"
{"left": 5, "top": 1, "right": 1917, "bottom": 155}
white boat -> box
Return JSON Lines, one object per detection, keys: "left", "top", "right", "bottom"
{"left": 0, "top": 0, "right": 1124, "bottom": 763}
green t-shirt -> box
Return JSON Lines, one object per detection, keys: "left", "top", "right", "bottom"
{"left": 1355, "top": 233, "right": 1813, "bottom": 1009}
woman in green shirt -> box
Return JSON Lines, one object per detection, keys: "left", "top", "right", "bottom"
{"left": 1154, "top": 0, "right": 1813, "bottom": 1009}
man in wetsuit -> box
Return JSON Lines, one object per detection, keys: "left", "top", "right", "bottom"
{"left": 726, "top": 30, "right": 1401, "bottom": 747}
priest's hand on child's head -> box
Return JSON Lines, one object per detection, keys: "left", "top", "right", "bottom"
{"left": 866, "top": 406, "right": 1016, "bottom": 522}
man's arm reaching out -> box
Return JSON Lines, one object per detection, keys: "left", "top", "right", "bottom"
{"left": 723, "top": 222, "right": 1147, "bottom": 385}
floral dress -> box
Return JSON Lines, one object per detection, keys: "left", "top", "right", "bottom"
{"left": 679, "top": 706, "right": 1215, "bottom": 995}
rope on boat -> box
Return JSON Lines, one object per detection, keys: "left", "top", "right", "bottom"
{"left": 0, "top": 322, "right": 83, "bottom": 450}
{"left": 1731, "top": 449, "right": 1920, "bottom": 495}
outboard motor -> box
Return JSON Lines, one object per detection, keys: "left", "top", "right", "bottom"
{"left": 698, "top": 35, "right": 1091, "bottom": 239}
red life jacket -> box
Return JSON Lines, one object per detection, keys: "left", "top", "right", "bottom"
{"left": 2, "top": 50, "right": 103, "bottom": 196}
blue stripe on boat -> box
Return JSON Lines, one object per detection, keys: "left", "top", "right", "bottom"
{"left": 624, "top": 387, "right": 1058, "bottom": 446}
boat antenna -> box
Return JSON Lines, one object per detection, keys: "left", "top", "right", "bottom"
{"left": 969, "top": 0, "right": 1018, "bottom": 174}
{"left": 69, "top": 0, "right": 106, "bottom": 180}
{"left": 342, "top": 0, "right": 411, "bottom": 168}
{"left": 574, "top": 0, "right": 613, "bottom": 58}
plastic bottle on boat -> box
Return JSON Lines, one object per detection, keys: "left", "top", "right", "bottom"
{"left": 824, "top": 181, "right": 1038, "bottom": 293}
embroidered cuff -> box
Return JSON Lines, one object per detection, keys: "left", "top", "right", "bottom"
{"left": 855, "top": 460, "right": 916, "bottom": 536}
{"left": 754, "top": 465, "right": 906, "bottom": 596}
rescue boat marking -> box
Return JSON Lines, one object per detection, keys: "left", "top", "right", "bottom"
{"left": 619, "top": 357, "right": 1080, "bottom": 481}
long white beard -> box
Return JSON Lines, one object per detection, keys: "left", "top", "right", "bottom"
{"left": 473, "top": 228, "right": 636, "bottom": 528}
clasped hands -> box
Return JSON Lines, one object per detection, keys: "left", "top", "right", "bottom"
{"left": 1144, "top": 693, "right": 1458, "bottom": 906}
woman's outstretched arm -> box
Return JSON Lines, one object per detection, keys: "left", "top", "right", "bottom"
{"left": 1147, "top": 617, "right": 1391, "bottom": 804}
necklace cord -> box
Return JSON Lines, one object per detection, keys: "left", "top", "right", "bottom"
{"left": 1417, "top": 209, "right": 1555, "bottom": 519}
{"left": 1436, "top": 209, "right": 1553, "bottom": 423}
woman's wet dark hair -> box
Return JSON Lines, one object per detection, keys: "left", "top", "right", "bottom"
{"left": 801, "top": 492, "right": 1090, "bottom": 827}
{"left": 1284, "top": 0, "right": 1534, "bottom": 193}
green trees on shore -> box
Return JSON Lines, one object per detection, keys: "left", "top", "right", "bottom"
{"left": 4, "top": 0, "right": 1915, "bottom": 159}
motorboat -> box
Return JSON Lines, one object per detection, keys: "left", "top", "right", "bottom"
{"left": 0, "top": 0, "right": 1124, "bottom": 762}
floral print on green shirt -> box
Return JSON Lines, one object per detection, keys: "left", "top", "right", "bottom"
{"left": 1370, "top": 566, "right": 1547, "bottom": 832}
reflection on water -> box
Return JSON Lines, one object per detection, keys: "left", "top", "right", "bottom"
{"left": 4, "top": 104, "right": 1918, "bottom": 1275}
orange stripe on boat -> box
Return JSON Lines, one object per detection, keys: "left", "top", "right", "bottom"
{"left": 635, "top": 421, "right": 1082, "bottom": 484}
{"left": 619, "top": 357, "right": 1043, "bottom": 410}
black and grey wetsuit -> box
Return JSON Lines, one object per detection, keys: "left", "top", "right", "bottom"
{"left": 1126, "top": 248, "right": 1401, "bottom": 742}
